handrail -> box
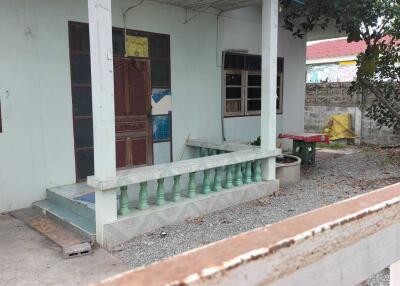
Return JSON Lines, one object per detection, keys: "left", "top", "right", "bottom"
{"left": 186, "top": 139, "right": 290, "bottom": 168}
{"left": 187, "top": 139, "right": 256, "bottom": 152}
{"left": 87, "top": 148, "right": 281, "bottom": 191}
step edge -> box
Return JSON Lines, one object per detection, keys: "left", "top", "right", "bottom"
{"left": 33, "top": 200, "right": 96, "bottom": 243}
{"left": 46, "top": 189, "right": 95, "bottom": 222}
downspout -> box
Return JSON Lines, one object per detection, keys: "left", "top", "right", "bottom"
{"left": 221, "top": 51, "right": 226, "bottom": 141}
{"left": 216, "top": 11, "right": 227, "bottom": 141}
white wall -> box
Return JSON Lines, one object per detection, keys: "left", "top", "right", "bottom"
{"left": 221, "top": 7, "right": 306, "bottom": 150}
{"left": 0, "top": 1, "right": 305, "bottom": 212}
{"left": 0, "top": 0, "right": 221, "bottom": 212}
{"left": 0, "top": 0, "right": 78, "bottom": 212}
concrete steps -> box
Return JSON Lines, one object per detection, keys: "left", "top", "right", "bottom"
{"left": 33, "top": 183, "right": 96, "bottom": 243}
{"left": 11, "top": 208, "right": 93, "bottom": 258}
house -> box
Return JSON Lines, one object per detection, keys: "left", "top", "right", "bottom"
{"left": 0, "top": 0, "right": 309, "bottom": 246}
{"left": 306, "top": 37, "right": 365, "bottom": 83}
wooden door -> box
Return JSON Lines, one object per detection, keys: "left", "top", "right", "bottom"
{"left": 114, "top": 57, "right": 153, "bottom": 168}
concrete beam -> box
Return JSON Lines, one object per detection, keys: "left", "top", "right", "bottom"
{"left": 91, "top": 183, "right": 400, "bottom": 286}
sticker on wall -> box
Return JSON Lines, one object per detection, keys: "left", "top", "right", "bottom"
{"left": 125, "top": 35, "right": 149, "bottom": 57}
{"left": 152, "top": 114, "right": 171, "bottom": 142}
{"left": 152, "top": 89, "right": 172, "bottom": 115}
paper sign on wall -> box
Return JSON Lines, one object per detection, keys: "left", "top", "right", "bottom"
{"left": 152, "top": 89, "right": 172, "bottom": 115}
{"left": 125, "top": 35, "right": 149, "bottom": 57}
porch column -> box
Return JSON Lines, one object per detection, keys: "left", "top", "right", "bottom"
{"left": 88, "top": 0, "right": 118, "bottom": 246}
{"left": 260, "top": 0, "right": 278, "bottom": 180}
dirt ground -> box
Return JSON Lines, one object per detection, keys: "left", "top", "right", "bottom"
{"left": 0, "top": 214, "right": 127, "bottom": 286}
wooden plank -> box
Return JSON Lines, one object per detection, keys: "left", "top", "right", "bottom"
{"left": 11, "top": 208, "right": 92, "bottom": 259}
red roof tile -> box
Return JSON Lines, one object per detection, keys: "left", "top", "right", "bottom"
{"left": 307, "top": 38, "right": 367, "bottom": 60}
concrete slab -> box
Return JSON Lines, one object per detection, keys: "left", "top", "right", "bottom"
{"left": 12, "top": 208, "right": 92, "bottom": 258}
{"left": 0, "top": 214, "right": 127, "bottom": 286}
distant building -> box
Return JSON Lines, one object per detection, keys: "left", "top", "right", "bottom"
{"left": 306, "top": 38, "right": 366, "bottom": 83}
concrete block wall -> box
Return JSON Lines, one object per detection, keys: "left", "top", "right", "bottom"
{"left": 305, "top": 82, "right": 400, "bottom": 146}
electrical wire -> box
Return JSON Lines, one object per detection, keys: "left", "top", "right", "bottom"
{"left": 123, "top": 0, "right": 146, "bottom": 56}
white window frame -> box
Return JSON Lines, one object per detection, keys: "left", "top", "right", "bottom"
{"left": 245, "top": 71, "right": 262, "bottom": 116}
{"left": 224, "top": 70, "right": 245, "bottom": 117}
{"left": 223, "top": 70, "right": 284, "bottom": 117}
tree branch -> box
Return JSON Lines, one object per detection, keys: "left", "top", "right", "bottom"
{"left": 360, "top": 78, "right": 400, "bottom": 122}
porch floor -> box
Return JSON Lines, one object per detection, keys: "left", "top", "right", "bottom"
{"left": 34, "top": 172, "right": 279, "bottom": 248}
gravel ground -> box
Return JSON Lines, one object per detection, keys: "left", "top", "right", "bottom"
{"left": 114, "top": 146, "right": 400, "bottom": 285}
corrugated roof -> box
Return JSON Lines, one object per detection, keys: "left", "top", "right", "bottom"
{"left": 152, "top": 0, "right": 261, "bottom": 11}
{"left": 152, "top": 0, "right": 304, "bottom": 11}
{"left": 307, "top": 38, "right": 367, "bottom": 60}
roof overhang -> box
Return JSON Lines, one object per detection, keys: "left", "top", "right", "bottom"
{"left": 151, "top": 0, "right": 304, "bottom": 12}
{"left": 152, "top": 0, "right": 261, "bottom": 11}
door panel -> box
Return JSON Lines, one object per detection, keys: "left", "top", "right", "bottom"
{"left": 114, "top": 57, "right": 153, "bottom": 169}
{"left": 114, "top": 61, "right": 126, "bottom": 116}
{"left": 128, "top": 65, "right": 147, "bottom": 116}
{"left": 116, "top": 139, "right": 127, "bottom": 169}
{"left": 132, "top": 139, "right": 148, "bottom": 165}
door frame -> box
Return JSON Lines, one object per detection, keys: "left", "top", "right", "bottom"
{"left": 68, "top": 21, "right": 173, "bottom": 182}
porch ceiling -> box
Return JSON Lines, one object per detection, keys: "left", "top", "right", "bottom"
{"left": 151, "top": 0, "right": 262, "bottom": 11}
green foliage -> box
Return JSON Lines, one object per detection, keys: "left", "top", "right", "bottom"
{"left": 280, "top": 0, "right": 400, "bottom": 130}
{"left": 251, "top": 136, "right": 261, "bottom": 146}
{"left": 316, "top": 142, "right": 345, "bottom": 150}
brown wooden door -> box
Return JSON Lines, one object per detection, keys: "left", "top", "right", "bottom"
{"left": 114, "top": 57, "right": 153, "bottom": 169}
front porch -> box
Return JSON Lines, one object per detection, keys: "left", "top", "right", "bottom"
{"left": 35, "top": 140, "right": 280, "bottom": 247}
{"left": 83, "top": 0, "right": 281, "bottom": 247}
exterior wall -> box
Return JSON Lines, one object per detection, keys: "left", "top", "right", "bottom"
{"left": 306, "top": 61, "right": 357, "bottom": 83}
{"left": 221, "top": 8, "right": 307, "bottom": 149}
{"left": 0, "top": 0, "right": 78, "bottom": 212}
{"left": 305, "top": 82, "right": 400, "bottom": 146}
{"left": 0, "top": 1, "right": 305, "bottom": 212}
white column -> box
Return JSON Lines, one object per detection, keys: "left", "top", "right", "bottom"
{"left": 390, "top": 261, "right": 400, "bottom": 286}
{"left": 260, "top": 0, "right": 278, "bottom": 180}
{"left": 88, "top": 0, "right": 118, "bottom": 247}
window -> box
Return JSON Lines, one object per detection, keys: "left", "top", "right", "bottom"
{"left": 125, "top": 30, "right": 171, "bottom": 88}
{"left": 276, "top": 72, "right": 283, "bottom": 114}
{"left": 223, "top": 52, "right": 284, "bottom": 117}
{"left": 224, "top": 70, "right": 243, "bottom": 116}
